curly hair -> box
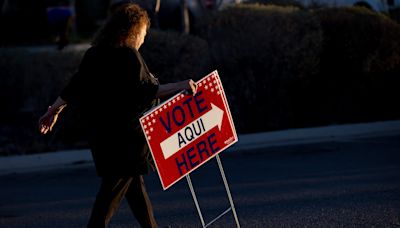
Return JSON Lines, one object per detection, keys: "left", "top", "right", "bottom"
{"left": 92, "top": 3, "right": 150, "bottom": 47}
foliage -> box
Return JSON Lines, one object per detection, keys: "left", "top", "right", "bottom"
{"left": 203, "top": 4, "right": 323, "bottom": 131}
{"left": 299, "top": 7, "right": 400, "bottom": 124}
{"left": 141, "top": 30, "right": 212, "bottom": 83}
{"left": 389, "top": 8, "right": 400, "bottom": 24}
{"left": 0, "top": 48, "right": 84, "bottom": 155}
{"left": 0, "top": 30, "right": 211, "bottom": 155}
{"left": 1, "top": 6, "right": 400, "bottom": 155}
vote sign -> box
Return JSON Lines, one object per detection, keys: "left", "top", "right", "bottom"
{"left": 140, "top": 71, "right": 238, "bottom": 190}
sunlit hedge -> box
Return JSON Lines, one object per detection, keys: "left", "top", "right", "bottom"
{"left": 200, "top": 5, "right": 400, "bottom": 132}
{"left": 141, "top": 30, "right": 212, "bottom": 83}
{"left": 299, "top": 7, "right": 400, "bottom": 125}
{"left": 1, "top": 5, "right": 400, "bottom": 155}
{"left": 202, "top": 4, "right": 323, "bottom": 131}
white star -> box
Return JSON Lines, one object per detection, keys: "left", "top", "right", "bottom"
{"left": 152, "top": 119, "right": 156, "bottom": 123}
{"left": 211, "top": 88, "right": 214, "bottom": 92}
{"left": 205, "top": 85, "right": 208, "bottom": 90}
{"left": 150, "top": 127, "right": 153, "bottom": 132}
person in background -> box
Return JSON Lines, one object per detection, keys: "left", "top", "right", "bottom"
{"left": 39, "top": 3, "right": 196, "bottom": 227}
{"left": 46, "top": 0, "right": 75, "bottom": 50}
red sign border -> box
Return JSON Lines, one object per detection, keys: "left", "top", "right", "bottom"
{"left": 140, "top": 70, "right": 238, "bottom": 190}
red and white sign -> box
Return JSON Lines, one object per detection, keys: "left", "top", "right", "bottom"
{"left": 140, "top": 71, "right": 238, "bottom": 190}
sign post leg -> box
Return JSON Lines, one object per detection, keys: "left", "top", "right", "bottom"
{"left": 186, "top": 174, "right": 206, "bottom": 227}
{"left": 216, "top": 154, "right": 241, "bottom": 228}
{"left": 186, "top": 156, "right": 241, "bottom": 227}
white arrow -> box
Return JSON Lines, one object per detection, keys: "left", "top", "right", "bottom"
{"left": 160, "top": 103, "right": 224, "bottom": 159}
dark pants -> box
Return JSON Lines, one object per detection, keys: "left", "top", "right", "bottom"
{"left": 87, "top": 175, "right": 158, "bottom": 228}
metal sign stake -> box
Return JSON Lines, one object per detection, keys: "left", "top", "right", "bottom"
{"left": 216, "top": 154, "right": 241, "bottom": 227}
{"left": 186, "top": 154, "right": 241, "bottom": 228}
{"left": 186, "top": 174, "right": 206, "bottom": 227}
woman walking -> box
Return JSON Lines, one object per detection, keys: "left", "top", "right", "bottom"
{"left": 38, "top": 3, "right": 196, "bottom": 227}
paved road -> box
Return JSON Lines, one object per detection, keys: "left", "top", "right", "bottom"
{"left": 0, "top": 134, "right": 399, "bottom": 227}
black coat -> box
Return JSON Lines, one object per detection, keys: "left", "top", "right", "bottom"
{"left": 60, "top": 46, "right": 159, "bottom": 176}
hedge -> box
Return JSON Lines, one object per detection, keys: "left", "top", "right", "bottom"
{"left": 199, "top": 5, "right": 400, "bottom": 132}
{"left": 141, "top": 30, "right": 212, "bottom": 83}
{"left": 389, "top": 8, "right": 400, "bottom": 24}
{"left": 0, "top": 30, "right": 212, "bottom": 155}
{"left": 300, "top": 7, "right": 400, "bottom": 125}
{"left": 1, "top": 5, "right": 400, "bottom": 155}
{"left": 0, "top": 48, "right": 84, "bottom": 155}
{"left": 202, "top": 4, "right": 323, "bottom": 132}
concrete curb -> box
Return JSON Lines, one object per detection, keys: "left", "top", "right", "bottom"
{"left": 230, "top": 120, "right": 400, "bottom": 151}
{"left": 0, "top": 149, "right": 92, "bottom": 176}
{"left": 0, "top": 120, "right": 399, "bottom": 176}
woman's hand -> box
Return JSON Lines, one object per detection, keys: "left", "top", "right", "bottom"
{"left": 182, "top": 79, "right": 197, "bottom": 95}
{"left": 38, "top": 97, "right": 67, "bottom": 134}
{"left": 38, "top": 107, "right": 59, "bottom": 134}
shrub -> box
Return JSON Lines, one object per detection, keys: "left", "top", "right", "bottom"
{"left": 0, "top": 48, "right": 84, "bottom": 120}
{"left": 243, "top": 0, "right": 304, "bottom": 8}
{"left": 2, "top": 7, "right": 400, "bottom": 155}
{"left": 141, "top": 30, "right": 212, "bottom": 83}
{"left": 203, "top": 4, "right": 323, "bottom": 132}
{"left": 315, "top": 7, "right": 400, "bottom": 74}
{"left": 0, "top": 47, "right": 85, "bottom": 155}
{"left": 299, "top": 7, "right": 400, "bottom": 124}
{"left": 389, "top": 8, "right": 400, "bottom": 24}
{"left": 0, "top": 30, "right": 212, "bottom": 155}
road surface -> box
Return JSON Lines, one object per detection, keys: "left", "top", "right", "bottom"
{"left": 0, "top": 134, "right": 399, "bottom": 227}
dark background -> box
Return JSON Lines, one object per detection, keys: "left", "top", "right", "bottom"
{"left": 0, "top": 1, "right": 400, "bottom": 155}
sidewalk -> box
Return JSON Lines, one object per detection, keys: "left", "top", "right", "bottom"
{"left": 232, "top": 120, "right": 400, "bottom": 151}
{"left": 0, "top": 120, "right": 399, "bottom": 176}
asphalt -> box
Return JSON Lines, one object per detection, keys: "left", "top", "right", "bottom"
{"left": 0, "top": 120, "right": 399, "bottom": 176}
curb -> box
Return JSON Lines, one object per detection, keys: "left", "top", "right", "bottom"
{"left": 0, "top": 120, "right": 399, "bottom": 176}
{"left": 230, "top": 120, "right": 400, "bottom": 152}
{"left": 0, "top": 149, "right": 92, "bottom": 176}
